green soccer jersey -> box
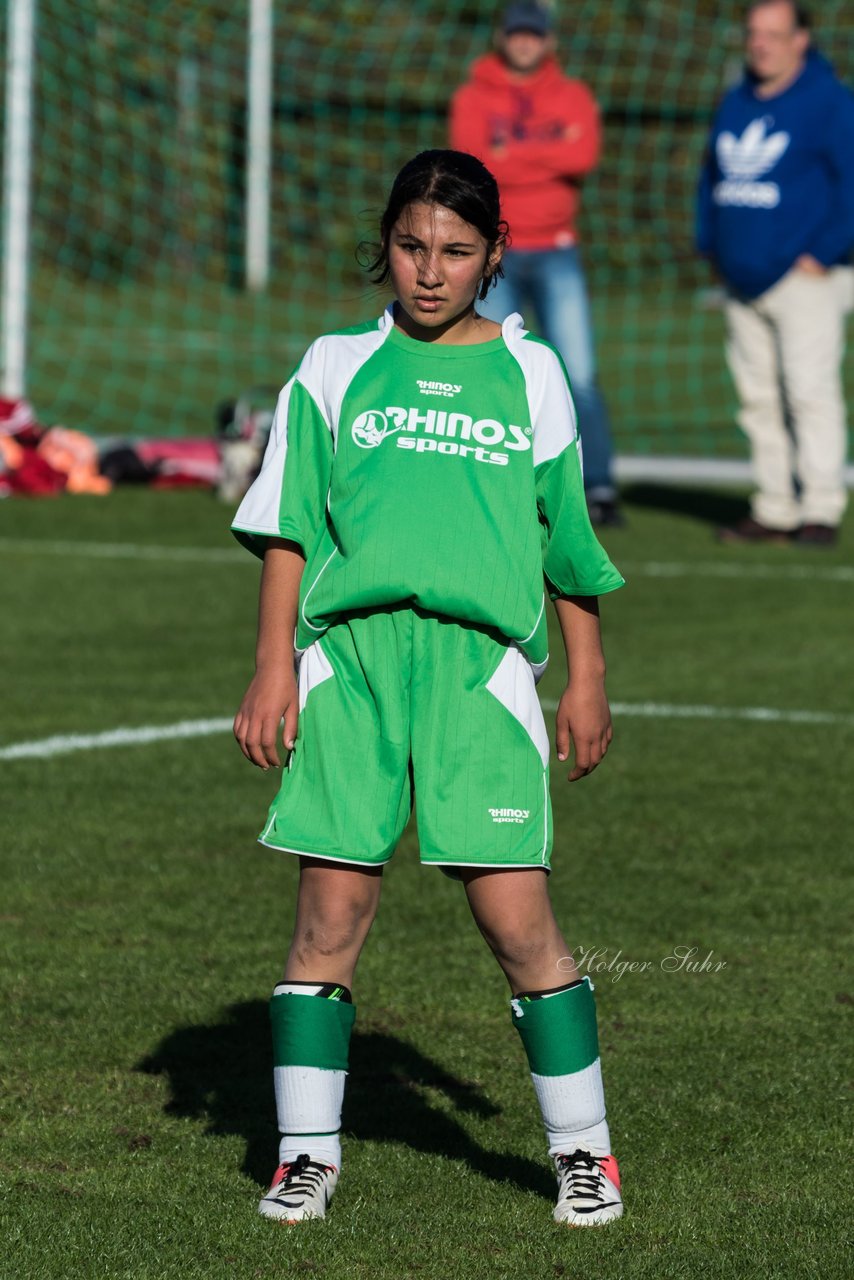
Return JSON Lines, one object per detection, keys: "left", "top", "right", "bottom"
{"left": 232, "top": 308, "right": 624, "bottom": 665}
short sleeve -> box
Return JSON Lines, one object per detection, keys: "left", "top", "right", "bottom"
{"left": 536, "top": 445, "right": 625, "bottom": 597}
{"left": 231, "top": 374, "right": 333, "bottom": 560}
{"left": 530, "top": 344, "right": 625, "bottom": 598}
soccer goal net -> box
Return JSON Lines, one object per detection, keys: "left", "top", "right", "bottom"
{"left": 2, "top": 0, "right": 852, "bottom": 462}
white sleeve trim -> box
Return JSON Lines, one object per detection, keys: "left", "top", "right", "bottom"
{"left": 231, "top": 317, "right": 391, "bottom": 539}
{"left": 231, "top": 379, "right": 295, "bottom": 537}
{"left": 501, "top": 314, "right": 579, "bottom": 469}
{"left": 296, "top": 319, "right": 391, "bottom": 449}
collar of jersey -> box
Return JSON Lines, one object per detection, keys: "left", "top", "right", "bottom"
{"left": 381, "top": 306, "right": 524, "bottom": 358}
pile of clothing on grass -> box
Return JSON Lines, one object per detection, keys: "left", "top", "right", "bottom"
{"left": 0, "top": 391, "right": 276, "bottom": 502}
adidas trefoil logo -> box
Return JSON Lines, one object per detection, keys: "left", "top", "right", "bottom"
{"left": 714, "top": 118, "right": 789, "bottom": 209}
{"left": 717, "top": 118, "right": 789, "bottom": 179}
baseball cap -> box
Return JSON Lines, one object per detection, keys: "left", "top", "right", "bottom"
{"left": 501, "top": 2, "right": 552, "bottom": 36}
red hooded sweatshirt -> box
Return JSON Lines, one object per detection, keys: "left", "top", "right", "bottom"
{"left": 449, "top": 53, "right": 601, "bottom": 250}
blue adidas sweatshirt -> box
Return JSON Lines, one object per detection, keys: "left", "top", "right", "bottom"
{"left": 697, "top": 50, "right": 854, "bottom": 297}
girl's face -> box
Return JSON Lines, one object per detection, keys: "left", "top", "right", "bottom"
{"left": 387, "top": 201, "right": 501, "bottom": 341}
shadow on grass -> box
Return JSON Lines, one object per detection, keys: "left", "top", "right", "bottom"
{"left": 136, "top": 1000, "right": 552, "bottom": 1200}
{"left": 622, "top": 482, "right": 748, "bottom": 527}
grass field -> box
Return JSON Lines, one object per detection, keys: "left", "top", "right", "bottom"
{"left": 1, "top": 487, "right": 851, "bottom": 1279}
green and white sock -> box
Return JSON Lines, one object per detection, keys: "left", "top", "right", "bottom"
{"left": 271, "top": 981, "right": 356, "bottom": 1169}
{"left": 511, "top": 976, "right": 611, "bottom": 1157}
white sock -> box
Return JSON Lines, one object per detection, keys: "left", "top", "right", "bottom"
{"left": 274, "top": 1065, "right": 345, "bottom": 1168}
{"left": 531, "top": 1059, "right": 611, "bottom": 1157}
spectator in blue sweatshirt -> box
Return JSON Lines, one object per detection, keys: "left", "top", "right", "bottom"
{"left": 698, "top": 0, "right": 854, "bottom": 546}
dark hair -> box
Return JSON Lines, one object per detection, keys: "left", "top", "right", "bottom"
{"left": 364, "top": 149, "right": 509, "bottom": 301}
{"left": 745, "top": 0, "right": 811, "bottom": 31}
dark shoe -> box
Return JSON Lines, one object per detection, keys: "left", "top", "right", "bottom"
{"left": 795, "top": 523, "right": 838, "bottom": 547}
{"left": 715, "top": 517, "right": 794, "bottom": 544}
{"left": 587, "top": 499, "right": 626, "bottom": 528}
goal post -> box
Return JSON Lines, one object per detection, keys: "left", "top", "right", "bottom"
{"left": 245, "top": 0, "right": 273, "bottom": 292}
{"left": 1, "top": 0, "right": 37, "bottom": 398}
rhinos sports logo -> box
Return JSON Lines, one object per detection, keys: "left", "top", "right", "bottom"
{"left": 350, "top": 405, "right": 532, "bottom": 467}
{"left": 351, "top": 410, "right": 403, "bottom": 449}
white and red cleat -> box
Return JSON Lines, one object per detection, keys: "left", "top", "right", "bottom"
{"left": 553, "top": 1148, "right": 623, "bottom": 1227}
{"left": 258, "top": 1154, "right": 339, "bottom": 1223}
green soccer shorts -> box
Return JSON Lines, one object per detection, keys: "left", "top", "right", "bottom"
{"left": 258, "top": 608, "right": 553, "bottom": 873}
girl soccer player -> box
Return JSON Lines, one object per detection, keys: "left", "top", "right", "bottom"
{"left": 231, "top": 149, "right": 625, "bottom": 1229}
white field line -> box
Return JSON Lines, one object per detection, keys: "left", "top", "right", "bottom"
{"left": 546, "top": 700, "right": 854, "bottom": 727}
{"left": 2, "top": 700, "right": 853, "bottom": 762}
{"left": 619, "top": 559, "right": 854, "bottom": 583}
{"left": 1, "top": 538, "right": 245, "bottom": 564}
{"left": 0, "top": 717, "right": 234, "bottom": 761}
{"left": 2, "top": 538, "right": 853, "bottom": 584}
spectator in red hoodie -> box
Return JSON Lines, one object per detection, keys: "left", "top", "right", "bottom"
{"left": 450, "top": 1, "right": 622, "bottom": 525}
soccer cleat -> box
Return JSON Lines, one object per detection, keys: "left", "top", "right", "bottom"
{"left": 553, "top": 1148, "right": 623, "bottom": 1227}
{"left": 794, "top": 523, "right": 838, "bottom": 547}
{"left": 587, "top": 498, "right": 626, "bottom": 528}
{"left": 715, "top": 517, "right": 793, "bottom": 544}
{"left": 258, "top": 1154, "right": 339, "bottom": 1223}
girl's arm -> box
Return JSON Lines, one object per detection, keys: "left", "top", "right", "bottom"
{"left": 234, "top": 537, "right": 306, "bottom": 770}
{"left": 552, "top": 595, "right": 613, "bottom": 782}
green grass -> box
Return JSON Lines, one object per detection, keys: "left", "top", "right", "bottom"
{"left": 1, "top": 489, "right": 852, "bottom": 1279}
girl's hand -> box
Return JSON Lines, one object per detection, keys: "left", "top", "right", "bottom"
{"left": 233, "top": 667, "right": 299, "bottom": 770}
{"left": 555, "top": 677, "right": 613, "bottom": 782}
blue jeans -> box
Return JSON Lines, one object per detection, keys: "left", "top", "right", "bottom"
{"left": 479, "top": 247, "right": 616, "bottom": 497}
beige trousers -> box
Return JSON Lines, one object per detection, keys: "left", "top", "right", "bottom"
{"left": 725, "top": 266, "right": 852, "bottom": 529}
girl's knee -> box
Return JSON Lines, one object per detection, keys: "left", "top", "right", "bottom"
{"left": 295, "top": 887, "right": 379, "bottom": 959}
{"left": 479, "top": 920, "right": 551, "bottom": 970}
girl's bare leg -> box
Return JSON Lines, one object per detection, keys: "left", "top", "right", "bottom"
{"left": 283, "top": 857, "right": 384, "bottom": 988}
{"left": 461, "top": 866, "right": 579, "bottom": 993}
